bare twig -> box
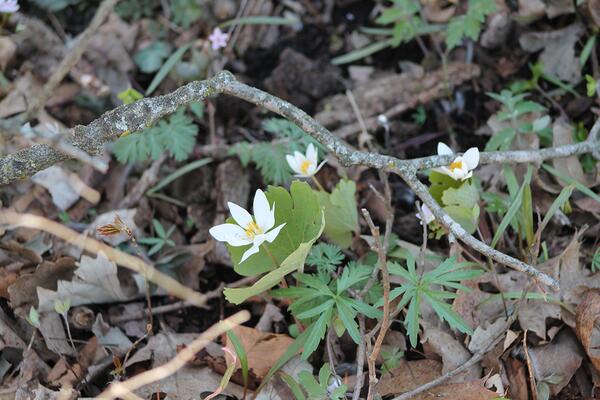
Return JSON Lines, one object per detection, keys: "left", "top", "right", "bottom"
{"left": 98, "top": 311, "right": 250, "bottom": 399}
{"left": 25, "top": 0, "right": 120, "bottom": 120}
{"left": 0, "top": 211, "right": 207, "bottom": 307}
{"left": 118, "top": 154, "right": 167, "bottom": 208}
{"left": 352, "top": 315, "right": 367, "bottom": 400}
{"left": 1, "top": 71, "right": 597, "bottom": 289}
{"left": 361, "top": 209, "right": 390, "bottom": 400}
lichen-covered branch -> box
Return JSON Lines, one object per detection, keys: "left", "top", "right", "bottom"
{"left": 2, "top": 70, "right": 598, "bottom": 289}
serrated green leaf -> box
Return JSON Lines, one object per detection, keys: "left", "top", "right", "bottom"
{"left": 485, "top": 127, "right": 516, "bottom": 151}
{"left": 302, "top": 308, "right": 332, "bottom": 359}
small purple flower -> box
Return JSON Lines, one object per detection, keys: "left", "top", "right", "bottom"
{"left": 0, "top": 0, "right": 19, "bottom": 13}
{"left": 208, "top": 28, "right": 228, "bottom": 50}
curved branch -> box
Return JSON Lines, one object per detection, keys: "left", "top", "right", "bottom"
{"left": 2, "top": 71, "right": 595, "bottom": 289}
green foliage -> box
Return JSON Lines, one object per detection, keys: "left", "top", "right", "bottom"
{"left": 134, "top": 41, "right": 172, "bottom": 74}
{"left": 316, "top": 180, "right": 359, "bottom": 248}
{"left": 376, "top": 0, "right": 426, "bottom": 46}
{"left": 223, "top": 182, "right": 325, "bottom": 304}
{"left": 381, "top": 347, "right": 404, "bottom": 374}
{"left": 428, "top": 171, "right": 480, "bottom": 234}
{"left": 117, "top": 88, "right": 144, "bottom": 105}
{"left": 116, "top": 0, "right": 158, "bottom": 20}
{"left": 592, "top": 247, "right": 600, "bottom": 273}
{"left": 586, "top": 74, "right": 597, "bottom": 97}
{"left": 486, "top": 90, "right": 550, "bottom": 150}
{"left": 170, "top": 0, "right": 203, "bottom": 28}
{"left": 446, "top": 0, "right": 496, "bottom": 49}
{"left": 491, "top": 165, "right": 533, "bottom": 248}
{"left": 296, "top": 363, "right": 347, "bottom": 400}
{"left": 113, "top": 108, "right": 198, "bottom": 163}
{"left": 384, "top": 253, "right": 483, "bottom": 347}
{"left": 27, "top": 307, "right": 40, "bottom": 328}
{"left": 229, "top": 118, "right": 326, "bottom": 185}
{"left": 139, "top": 219, "right": 176, "bottom": 256}
{"left": 306, "top": 243, "right": 345, "bottom": 276}
{"left": 54, "top": 298, "right": 71, "bottom": 315}
{"left": 273, "top": 263, "right": 381, "bottom": 358}
{"left": 412, "top": 106, "right": 427, "bottom": 125}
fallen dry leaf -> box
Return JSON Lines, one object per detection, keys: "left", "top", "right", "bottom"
{"left": 576, "top": 290, "right": 600, "bottom": 372}
{"left": 412, "top": 380, "right": 498, "bottom": 399}
{"left": 528, "top": 328, "right": 583, "bottom": 396}
{"left": 519, "top": 23, "right": 584, "bottom": 84}
{"left": 225, "top": 325, "right": 295, "bottom": 379}
{"left": 376, "top": 359, "right": 442, "bottom": 396}
{"left": 552, "top": 118, "right": 586, "bottom": 184}
{"left": 36, "top": 252, "right": 144, "bottom": 312}
{"left": 422, "top": 327, "right": 480, "bottom": 382}
{"left": 0, "top": 36, "right": 16, "bottom": 71}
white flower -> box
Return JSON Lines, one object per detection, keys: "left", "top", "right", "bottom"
{"left": 209, "top": 189, "right": 285, "bottom": 263}
{"left": 0, "top": 0, "right": 19, "bottom": 13}
{"left": 434, "top": 142, "right": 479, "bottom": 181}
{"left": 416, "top": 203, "right": 435, "bottom": 225}
{"left": 286, "top": 143, "right": 326, "bottom": 178}
{"left": 208, "top": 28, "right": 228, "bottom": 50}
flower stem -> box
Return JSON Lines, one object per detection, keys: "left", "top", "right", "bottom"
{"left": 311, "top": 176, "right": 325, "bottom": 191}
{"left": 261, "top": 243, "right": 280, "bottom": 269}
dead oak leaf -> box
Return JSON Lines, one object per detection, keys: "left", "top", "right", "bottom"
{"left": 224, "top": 325, "right": 294, "bottom": 379}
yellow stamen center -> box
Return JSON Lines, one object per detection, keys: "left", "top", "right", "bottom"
{"left": 300, "top": 160, "right": 312, "bottom": 175}
{"left": 244, "top": 221, "right": 263, "bottom": 239}
{"left": 449, "top": 160, "right": 463, "bottom": 171}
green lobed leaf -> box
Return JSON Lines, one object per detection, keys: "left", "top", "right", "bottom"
{"left": 226, "top": 181, "right": 324, "bottom": 277}
{"left": 316, "top": 180, "right": 359, "bottom": 248}
{"left": 134, "top": 41, "right": 172, "bottom": 74}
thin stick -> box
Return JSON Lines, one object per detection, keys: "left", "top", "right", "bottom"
{"left": 98, "top": 311, "right": 250, "bottom": 399}
{"left": 2, "top": 71, "right": 595, "bottom": 290}
{"left": 362, "top": 209, "right": 390, "bottom": 400}
{"left": 0, "top": 211, "right": 207, "bottom": 307}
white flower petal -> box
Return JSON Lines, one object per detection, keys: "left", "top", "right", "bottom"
{"left": 209, "top": 224, "right": 251, "bottom": 246}
{"left": 240, "top": 243, "right": 260, "bottom": 263}
{"left": 228, "top": 202, "right": 253, "bottom": 227}
{"left": 306, "top": 143, "right": 318, "bottom": 164}
{"left": 463, "top": 147, "right": 480, "bottom": 170}
{"left": 437, "top": 142, "right": 454, "bottom": 156}
{"left": 314, "top": 160, "right": 327, "bottom": 174}
{"left": 265, "top": 223, "right": 286, "bottom": 243}
{"left": 253, "top": 189, "right": 273, "bottom": 231}
{"left": 286, "top": 154, "right": 300, "bottom": 173}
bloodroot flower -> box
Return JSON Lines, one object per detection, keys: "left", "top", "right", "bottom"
{"left": 435, "top": 142, "right": 479, "bottom": 181}
{"left": 208, "top": 28, "right": 228, "bottom": 50}
{"left": 209, "top": 189, "right": 285, "bottom": 263}
{"left": 0, "top": 0, "right": 19, "bottom": 13}
{"left": 416, "top": 203, "right": 435, "bottom": 225}
{"left": 286, "top": 143, "right": 326, "bottom": 178}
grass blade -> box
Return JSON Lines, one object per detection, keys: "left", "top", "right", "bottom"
{"left": 146, "top": 43, "right": 192, "bottom": 95}
{"left": 542, "top": 163, "right": 600, "bottom": 204}
{"left": 147, "top": 158, "right": 212, "bottom": 195}
{"left": 219, "top": 16, "right": 299, "bottom": 28}
{"left": 491, "top": 165, "right": 533, "bottom": 248}
{"left": 331, "top": 38, "right": 394, "bottom": 65}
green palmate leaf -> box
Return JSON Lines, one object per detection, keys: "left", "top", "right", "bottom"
{"left": 441, "top": 183, "right": 479, "bottom": 209}
{"left": 227, "top": 181, "right": 324, "bottom": 276}
{"left": 316, "top": 180, "right": 359, "bottom": 248}
{"left": 428, "top": 171, "right": 463, "bottom": 204}
{"left": 224, "top": 235, "right": 322, "bottom": 305}
{"left": 441, "top": 182, "right": 480, "bottom": 234}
